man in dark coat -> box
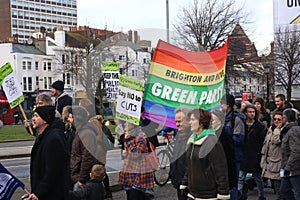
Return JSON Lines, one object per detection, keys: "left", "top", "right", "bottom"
{"left": 239, "top": 104, "right": 266, "bottom": 200}
{"left": 169, "top": 107, "right": 191, "bottom": 200}
{"left": 28, "top": 106, "right": 69, "bottom": 200}
{"left": 280, "top": 108, "right": 300, "bottom": 200}
{"left": 51, "top": 80, "right": 73, "bottom": 115}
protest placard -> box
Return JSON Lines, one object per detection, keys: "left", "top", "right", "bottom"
{"left": 116, "top": 75, "right": 143, "bottom": 125}
{"left": 102, "top": 61, "right": 119, "bottom": 102}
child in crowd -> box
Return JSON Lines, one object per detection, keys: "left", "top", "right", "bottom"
{"left": 69, "top": 164, "right": 106, "bottom": 200}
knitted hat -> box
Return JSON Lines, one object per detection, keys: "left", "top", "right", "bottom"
{"left": 253, "top": 96, "right": 265, "bottom": 107}
{"left": 35, "top": 106, "right": 56, "bottom": 125}
{"left": 51, "top": 80, "right": 64, "bottom": 91}
{"left": 220, "top": 94, "right": 235, "bottom": 108}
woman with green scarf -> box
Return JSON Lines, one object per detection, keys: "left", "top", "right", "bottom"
{"left": 180, "top": 108, "right": 230, "bottom": 200}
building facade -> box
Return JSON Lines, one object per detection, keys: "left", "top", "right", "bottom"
{"left": 226, "top": 24, "right": 274, "bottom": 101}
{"left": 0, "top": 42, "right": 56, "bottom": 110}
{"left": 0, "top": 0, "right": 77, "bottom": 43}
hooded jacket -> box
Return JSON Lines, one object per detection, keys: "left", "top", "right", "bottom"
{"left": 70, "top": 123, "right": 98, "bottom": 184}
{"left": 55, "top": 92, "right": 73, "bottom": 114}
{"left": 181, "top": 130, "right": 230, "bottom": 199}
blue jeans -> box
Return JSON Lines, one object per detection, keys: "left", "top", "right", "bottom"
{"left": 281, "top": 175, "right": 300, "bottom": 200}
{"left": 230, "top": 187, "right": 238, "bottom": 200}
{"left": 238, "top": 170, "right": 265, "bottom": 198}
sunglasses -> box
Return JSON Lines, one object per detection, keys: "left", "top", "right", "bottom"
{"left": 273, "top": 118, "right": 282, "bottom": 121}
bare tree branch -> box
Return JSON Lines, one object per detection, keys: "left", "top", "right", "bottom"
{"left": 173, "top": 0, "right": 250, "bottom": 51}
{"left": 274, "top": 27, "right": 300, "bottom": 100}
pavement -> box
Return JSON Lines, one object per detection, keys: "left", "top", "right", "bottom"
{"left": 2, "top": 142, "right": 277, "bottom": 200}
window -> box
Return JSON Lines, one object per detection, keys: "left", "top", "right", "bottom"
{"left": 131, "top": 70, "right": 135, "bottom": 76}
{"left": 48, "top": 77, "right": 52, "bottom": 89}
{"left": 36, "top": 77, "right": 39, "bottom": 86}
{"left": 27, "top": 61, "right": 32, "bottom": 70}
{"left": 43, "top": 62, "right": 47, "bottom": 70}
{"left": 143, "top": 58, "right": 147, "bottom": 63}
{"left": 28, "top": 77, "right": 32, "bottom": 91}
{"left": 22, "top": 61, "right": 26, "bottom": 70}
{"left": 47, "top": 62, "right": 51, "bottom": 71}
{"left": 44, "top": 77, "right": 47, "bottom": 89}
{"left": 119, "top": 55, "right": 125, "bottom": 61}
{"left": 35, "top": 61, "right": 38, "bottom": 70}
{"left": 249, "top": 78, "right": 252, "bottom": 84}
{"left": 23, "top": 77, "right": 27, "bottom": 90}
{"left": 66, "top": 73, "right": 70, "bottom": 84}
{"left": 257, "top": 86, "right": 260, "bottom": 91}
{"left": 62, "top": 54, "right": 65, "bottom": 64}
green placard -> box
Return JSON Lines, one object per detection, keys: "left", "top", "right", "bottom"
{"left": 0, "top": 62, "right": 13, "bottom": 86}
{"left": 116, "top": 112, "right": 140, "bottom": 125}
{"left": 119, "top": 75, "right": 143, "bottom": 91}
{"left": 102, "top": 62, "right": 119, "bottom": 71}
{"left": 9, "top": 95, "right": 24, "bottom": 109}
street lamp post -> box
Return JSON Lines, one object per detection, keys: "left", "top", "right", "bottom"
{"left": 166, "top": 0, "right": 170, "bottom": 43}
{"left": 265, "top": 67, "right": 270, "bottom": 105}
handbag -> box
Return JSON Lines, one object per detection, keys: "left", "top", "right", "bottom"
{"left": 146, "top": 140, "right": 159, "bottom": 171}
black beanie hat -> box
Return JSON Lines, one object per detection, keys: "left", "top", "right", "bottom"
{"left": 52, "top": 80, "right": 64, "bottom": 91}
{"left": 221, "top": 94, "right": 235, "bottom": 108}
{"left": 35, "top": 106, "right": 56, "bottom": 125}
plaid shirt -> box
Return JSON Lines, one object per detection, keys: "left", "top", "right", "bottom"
{"left": 118, "top": 133, "right": 154, "bottom": 189}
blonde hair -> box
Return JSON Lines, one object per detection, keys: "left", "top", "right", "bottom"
{"left": 91, "top": 164, "right": 106, "bottom": 181}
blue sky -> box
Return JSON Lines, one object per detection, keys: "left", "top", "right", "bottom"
{"left": 77, "top": 0, "right": 273, "bottom": 52}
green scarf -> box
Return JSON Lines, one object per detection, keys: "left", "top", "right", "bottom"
{"left": 190, "top": 129, "right": 215, "bottom": 160}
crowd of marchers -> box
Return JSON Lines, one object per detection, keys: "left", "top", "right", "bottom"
{"left": 22, "top": 80, "right": 300, "bottom": 200}
{"left": 168, "top": 93, "right": 300, "bottom": 200}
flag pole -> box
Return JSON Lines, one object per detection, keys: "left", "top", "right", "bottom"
{"left": 24, "top": 188, "right": 30, "bottom": 194}
{"left": 18, "top": 104, "right": 34, "bottom": 135}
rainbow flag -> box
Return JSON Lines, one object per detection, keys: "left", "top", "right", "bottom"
{"left": 143, "top": 39, "right": 229, "bottom": 128}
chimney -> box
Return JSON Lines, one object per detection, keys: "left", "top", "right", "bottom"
{"left": 54, "top": 29, "right": 65, "bottom": 47}
{"left": 134, "top": 31, "right": 138, "bottom": 43}
{"left": 128, "top": 30, "right": 133, "bottom": 42}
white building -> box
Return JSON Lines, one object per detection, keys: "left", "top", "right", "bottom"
{"left": 109, "top": 40, "right": 152, "bottom": 85}
{"left": 0, "top": 42, "right": 56, "bottom": 109}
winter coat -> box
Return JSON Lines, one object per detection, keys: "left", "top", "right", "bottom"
{"left": 55, "top": 92, "right": 73, "bottom": 114}
{"left": 224, "top": 111, "right": 246, "bottom": 162}
{"left": 169, "top": 130, "right": 191, "bottom": 189}
{"left": 30, "top": 122, "right": 69, "bottom": 200}
{"left": 118, "top": 127, "right": 155, "bottom": 190}
{"left": 260, "top": 126, "right": 282, "bottom": 180}
{"left": 241, "top": 120, "right": 266, "bottom": 173}
{"left": 70, "top": 123, "right": 98, "bottom": 184}
{"left": 219, "top": 125, "right": 237, "bottom": 189}
{"left": 69, "top": 179, "right": 104, "bottom": 200}
{"left": 182, "top": 134, "right": 230, "bottom": 199}
{"left": 281, "top": 125, "right": 300, "bottom": 176}
{"left": 89, "top": 118, "right": 106, "bottom": 165}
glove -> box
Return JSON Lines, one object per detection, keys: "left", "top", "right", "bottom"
{"left": 284, "top": 170, "right": 290, "bottom": 177}
{"left": 179, "top": 185, "right": 187, "bottom": 190}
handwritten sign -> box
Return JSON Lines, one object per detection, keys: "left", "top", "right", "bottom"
{"left": 0, "top": 63, "right": 24, "bottom": 108}
{"left": 102, "top": 62, "right": 119, "bottom": 102}
{"left": 116, "top": 75, "right": 143, "bottom": 125}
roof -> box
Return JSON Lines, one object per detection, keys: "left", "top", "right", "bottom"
{"left": 114, "top": 40, "right": 144, "bottom": 52}
{"left": 12, "top": 43, "right": 45, "bottom": 55}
